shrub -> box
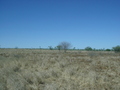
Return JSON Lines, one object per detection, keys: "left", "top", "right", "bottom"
{"left": 59, "top": 42, "right": 72, "bottom": 52}
{"left": 85, "top": 46, "right": 92, "bottom": 51}
{"left": 112, "top": 45, "right": 120, "bottom": 52}
{"left": 106, "top": 49, "right": 111, "bottom": 51}
{"left": 48, "top": 46, "right": 53, "bottom": 50}
{"left": 56, "top": 45, "right": 62, "bottom": 51}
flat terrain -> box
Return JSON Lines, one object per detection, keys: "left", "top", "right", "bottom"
{"left": 0, "top": 49, "right": 120, "bottom": 90}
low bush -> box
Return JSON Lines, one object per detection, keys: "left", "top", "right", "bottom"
{"left": 106, "top": 49, "right": 111, "bottom": 51}
{"left": 112, "top": 45, "right": 120, "bottom": 52}
{"left": 85, "top": 46, "right": 92, "bottom": 51}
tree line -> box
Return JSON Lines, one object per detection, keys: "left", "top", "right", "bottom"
{"left": 48, "top": 41, "right": 120, "bottom": 53}
{"left": 7, "top": 41, "right": 120, "bottom": 53}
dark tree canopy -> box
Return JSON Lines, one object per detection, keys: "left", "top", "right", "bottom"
{"left": 85, "top": 46, "right": 92, "bottom": 51}
{"left": 112, "top": 45, "right": 120, "bottom": 52}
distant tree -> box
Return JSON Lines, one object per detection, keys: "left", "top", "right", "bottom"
{"left": 48, "top": 46, "right": 53, "bottom": 50}
{"left": 59, "top": 41, "right": 72, "bottom": 52}
{"left": 56, "top": 45, "right": 62, "bottom": 51}
{"left": 85, "top": 46, "right": 92, "bottom": 51}
{"left": 106, "top": 49, "right": 111, "bottom": 51}
{"left": 112, "top": 45, "right": 120, "bottom": 53}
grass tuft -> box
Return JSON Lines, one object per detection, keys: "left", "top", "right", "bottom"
{"left": 0, "top": 49, "right": 120, "bottom": 90}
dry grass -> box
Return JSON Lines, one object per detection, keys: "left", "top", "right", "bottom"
{"left": 0, "top": 49, "right": 120, "bottom": 90}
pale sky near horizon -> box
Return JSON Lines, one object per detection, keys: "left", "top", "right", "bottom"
{"left": 0, "top": 0, "right": 120, "bottom": 49}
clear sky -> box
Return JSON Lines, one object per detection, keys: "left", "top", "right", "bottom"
{"left": 0, "top": 0, "right": 120, "bottom": 49}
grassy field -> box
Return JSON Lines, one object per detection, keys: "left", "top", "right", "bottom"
{"left": 0, "top": 49, "right": 120, "bottom": 90}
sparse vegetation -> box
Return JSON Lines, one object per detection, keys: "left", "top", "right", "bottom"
{"left": 59, "top": 41, "right": 72, "bottom": 52}
{"left": 113, "top": 45, "right": 120, "bottom": 53}
{"left": 106, "top": 49, "right": 111, "bottom": 51}
{"left": 56, "top": 45, "right": 62, "bottom": 51}
{"left": 85, "top": 46, "right": 92, "bottom": 51}
{"left": 48, "top": 46, "right": 53, "bottom": 50}
{"left": 0, "top": 49, "right": 120, "bottom": 90}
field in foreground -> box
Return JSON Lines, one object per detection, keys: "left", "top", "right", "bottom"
{"left": 0, "top": 49, "right": 120, "bottom": 90}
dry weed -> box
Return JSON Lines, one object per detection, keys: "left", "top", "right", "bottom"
{"left": 0, "top": 49, "right": 120, "bottom": 90}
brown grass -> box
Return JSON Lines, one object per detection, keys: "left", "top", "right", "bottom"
{"left": 0, "top": 49, "right": 120, "bottom": 90}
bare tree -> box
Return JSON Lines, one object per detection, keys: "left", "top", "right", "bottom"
{"left": 59, "top": 41, "right": 72, "bottom": 52}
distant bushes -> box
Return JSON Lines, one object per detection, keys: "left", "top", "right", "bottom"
{"left": 106, "top": 49, "right": 111, "bottom": 51}
{"left": 112, "top": 45, "right": 120, "bottom": 53}
{"left": 48, "top": 46, "right": 53, "bottom": 50}
{"left": 85, "top": 46, "right": 92, "bottom": 51}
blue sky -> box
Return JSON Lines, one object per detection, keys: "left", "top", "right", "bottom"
{"left": 0, "top": 0, "right": 120, "bottom": 49}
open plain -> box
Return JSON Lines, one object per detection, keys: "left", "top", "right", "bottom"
{"left": 0, "top": 49, "right": 120, "bottom": 90}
